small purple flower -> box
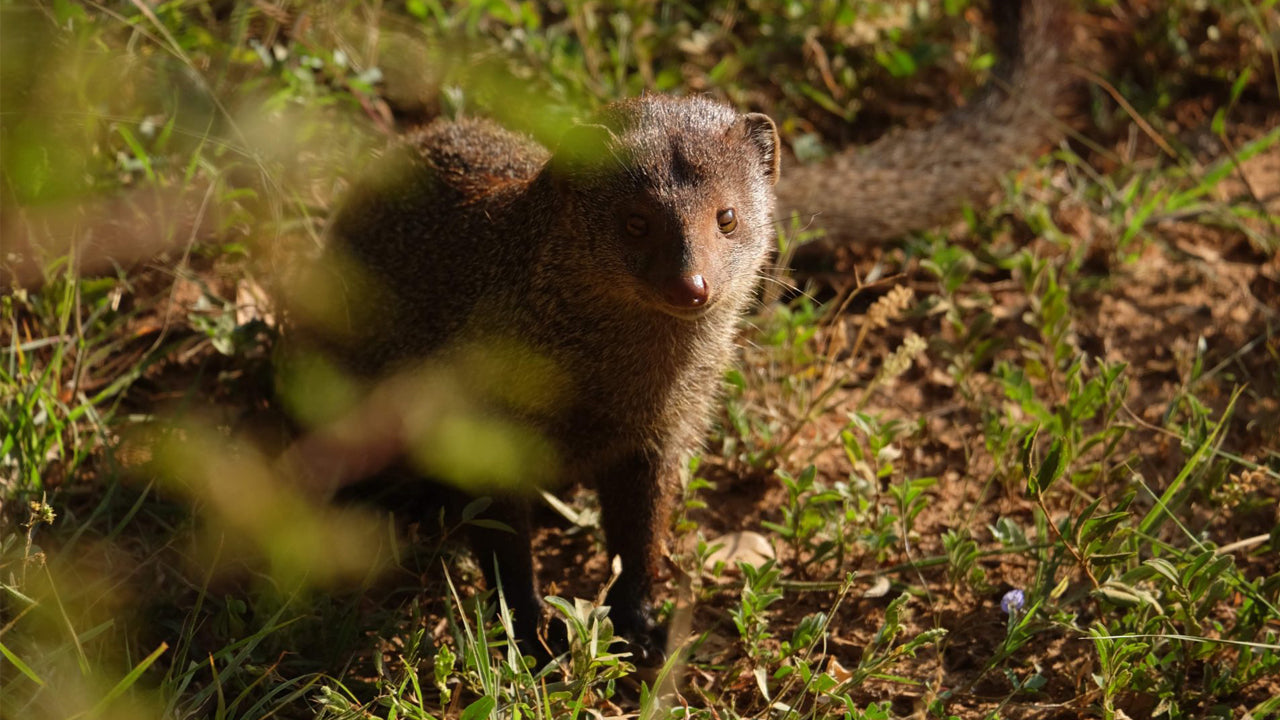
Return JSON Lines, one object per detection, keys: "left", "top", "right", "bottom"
{"left": 1001, "top": 589, "right": 1025, "bottom": 615}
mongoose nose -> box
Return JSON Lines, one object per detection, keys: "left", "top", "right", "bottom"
{"left": 663, "top": 274, "right": 709, "bottom": 308}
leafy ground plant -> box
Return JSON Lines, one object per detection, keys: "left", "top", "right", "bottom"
{"left": 3, "top": 1, "right": 1279, "bottom": 718}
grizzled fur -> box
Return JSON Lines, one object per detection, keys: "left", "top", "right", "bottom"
{"left": 319, "top": 95, "right": 780, "bottom": 657}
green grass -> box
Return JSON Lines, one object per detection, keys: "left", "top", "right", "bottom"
{"left": 3, "top": 1, "right": 1280, "bottom": 718}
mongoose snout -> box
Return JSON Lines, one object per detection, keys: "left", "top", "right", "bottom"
{"left": 661, "top": 274, "right": 708, "bottom": 309}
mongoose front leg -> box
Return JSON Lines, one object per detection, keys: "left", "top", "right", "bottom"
{"left": 596, "top": 449, "right": 673, "bottom": 663}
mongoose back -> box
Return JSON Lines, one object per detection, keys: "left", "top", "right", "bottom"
{"left": 294, "top": 0, "right": 1065, "bottom": 660}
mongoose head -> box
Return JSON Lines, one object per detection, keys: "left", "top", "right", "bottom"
{"left": 548, "top": 96, "right": 779, "bottom": 321}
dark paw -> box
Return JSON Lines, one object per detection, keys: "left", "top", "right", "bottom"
{"left": 611, "top": 607, "right": 668, "bottom": 666}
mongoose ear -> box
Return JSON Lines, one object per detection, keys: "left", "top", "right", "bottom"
{"left": 551, "top": 122, "right": 621, "bottom": 175}
{"left": 743, "top": 113, "right": 780, "bottom": 186}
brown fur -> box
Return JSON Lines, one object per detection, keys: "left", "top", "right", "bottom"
{"left": 303, "top": 96, "right": 779, "bottom": 658}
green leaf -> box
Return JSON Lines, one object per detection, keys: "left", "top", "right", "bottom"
{"left": 89, "top": 642, "right": 168, "bottom": 716}
{"left": 875, "top": 48, "right": 917, "bottom": 78}
{"left": 466, "top": 518, "right": 516, "bottom": 533}
{"left": 0, "top": 640, "right": 44, "bottom": 686}
{"left": 1230, "top": 67, "right": 1254, "bottom": 104}
{"left": 1138, "top": 389, "right": 1239, "bottom": 537}
{"left": 1143, "top": 557, "right": 1181, "bottom": 585}
{"left": 461, "top": 496, "right": 493, "bottom": 522}
{"left": 1029, "top": 436, "right": 1065, "bottom": 496}
{"left": 460, "top": 695, "right": 497, "bottom": 720}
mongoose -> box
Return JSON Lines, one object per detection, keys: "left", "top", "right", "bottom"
{"left": 301, "top": 97, "right": 780, "bottom": 660}
{"left": 288, "top": 0, "right": 1064, "bottom": 660}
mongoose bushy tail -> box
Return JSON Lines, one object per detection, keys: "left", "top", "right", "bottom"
{"left": 288, "top": 0, "right": 1071, "bottom": 663}
{"left": 775, "top": 0, "right": 1067, "bottom": 244}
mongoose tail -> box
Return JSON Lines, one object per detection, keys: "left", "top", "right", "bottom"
{"left": 775, "top": 0, "right": 1068, "bottom": 245}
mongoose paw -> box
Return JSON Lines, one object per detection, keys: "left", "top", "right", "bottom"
{"left": 508, "top": 610, "right": 570, "bottom": 668}
{"left": 612, "top": 608, "right": 668, "bottom": 667}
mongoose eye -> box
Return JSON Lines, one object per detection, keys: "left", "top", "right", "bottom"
{"left": 625, "top": 214, "right": 649, "bottom": 237}
{"left": 717, "top": 208, "right": 737, "bottom": 234}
